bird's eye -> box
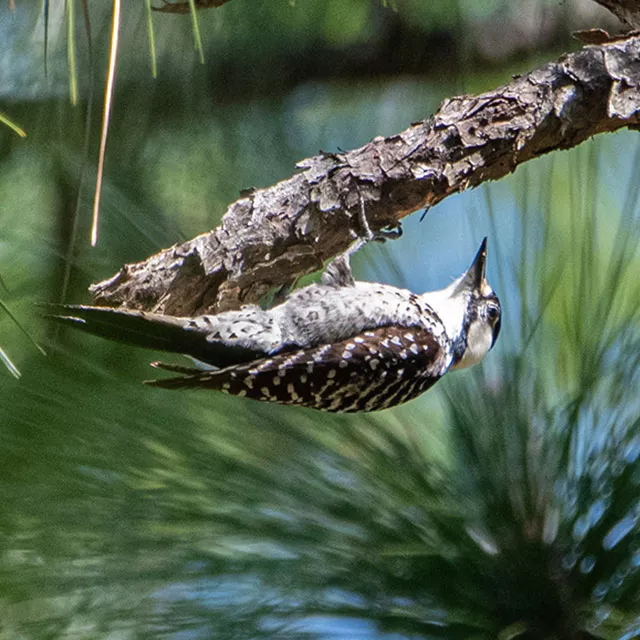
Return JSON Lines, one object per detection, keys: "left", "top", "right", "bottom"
{"left": 487, "top": 305, "right": 500, "bottom": 323}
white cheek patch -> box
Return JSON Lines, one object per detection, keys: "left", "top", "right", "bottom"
{"left": 453, "top": 320, "right": 493, "bottom": 370}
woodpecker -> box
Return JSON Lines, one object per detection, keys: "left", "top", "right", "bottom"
{"left": 48, "top": 238, "right": 501, "bottom": 412}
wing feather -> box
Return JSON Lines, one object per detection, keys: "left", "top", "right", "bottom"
{"left": 146, "top": 324, "right": 451, "bottom": 412}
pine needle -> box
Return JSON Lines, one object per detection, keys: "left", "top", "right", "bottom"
{"left": 187, "top": 0, "right": 205, "bottom": 64}
{"left": 145, "top": 0, "right": 158, "bottom": 78}
{"left": 60, "top": 0, "right": 94, "bottom": 305}
{"left": 43, "top": 0, "right": 49, "bottom": 75}
{"left": 0, "top": 347, "right": 20, "bottom": 379}
{"left": 0, "top": 112, "right": 27, "bottom": 138}
{"left": 0, "top": 298, "right": 46, "bottom": 356}
{"left": 91, "top": 0, "right": 121, "bottom": 247}
{"left": 65, "top": 0, "right": 78, "bottom": 105}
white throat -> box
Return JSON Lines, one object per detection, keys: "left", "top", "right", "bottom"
{"left": 451, "top": 318, "right": 493, "bottom": 370}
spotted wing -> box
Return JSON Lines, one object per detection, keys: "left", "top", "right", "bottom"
{"left": 146, "top": 325, "right": 452, "bottom": 413}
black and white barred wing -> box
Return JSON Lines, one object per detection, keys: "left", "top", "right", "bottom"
{"left": 147, "top": 325, "right": 452, "bottom": 413}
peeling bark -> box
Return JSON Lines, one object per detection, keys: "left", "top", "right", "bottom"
{"left": 594, "top": 0, "right": 640, "bottom": 28}
{"left": 90, "top": 34, "right": 640, "bottom": 316}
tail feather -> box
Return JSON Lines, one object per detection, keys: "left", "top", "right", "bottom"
{"left": 45, "top": 304, "right": 264, "bottom": 367}
{"left": 145, "top": 361, "right": 225, "bottom": 390}
{"left": 149, "top": 360, "right": 211, "bottom": 374}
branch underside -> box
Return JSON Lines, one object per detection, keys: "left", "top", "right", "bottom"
{"left": 89, "top": 35, "right": 640, "bottom": 315}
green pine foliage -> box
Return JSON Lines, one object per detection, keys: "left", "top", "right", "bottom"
{"left": 2, "top": 2, "right": 640, "bottom": 638}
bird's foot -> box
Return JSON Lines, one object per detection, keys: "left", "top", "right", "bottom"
{"left": 322, "top": 192, "right": 402, "bottom": 288}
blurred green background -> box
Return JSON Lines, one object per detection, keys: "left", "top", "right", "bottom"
{"left": 2, "top": 1, "right": 640, "bottom": 638}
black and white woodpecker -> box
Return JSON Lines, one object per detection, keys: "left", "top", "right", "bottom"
{"left": 49, "top": 238, "right": 501, "bottom": 413}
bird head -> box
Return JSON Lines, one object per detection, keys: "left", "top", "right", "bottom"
{"left": 422, "top": 237, "right": 501, "bottom": 370}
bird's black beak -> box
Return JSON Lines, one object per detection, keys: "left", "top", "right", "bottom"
{"left": 461, "top": 237, "right": 488, "bottom": 291}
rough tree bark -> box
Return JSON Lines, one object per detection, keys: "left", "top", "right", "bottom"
{"left": 593, "top": 0, "right": 640, "bottom": 27}
{"left": 89, "top": 33, "right": 640, "bottom": 317}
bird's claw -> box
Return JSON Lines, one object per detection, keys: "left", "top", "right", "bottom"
{"left": 371, "top": 223, "right": 403, "bottom": 244}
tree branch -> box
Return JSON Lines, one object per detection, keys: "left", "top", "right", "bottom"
{"left": 593, "top": 0, "right": 640, "bottom": 28}
{"left": 90, "top": 34, "right": 640, "bottom": 316}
